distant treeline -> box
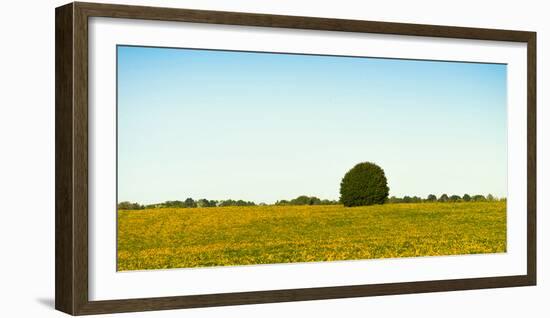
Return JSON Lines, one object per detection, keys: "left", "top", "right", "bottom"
{"left": 388, "top": 193, "right": 504, "bottom": 204}
{"left": 117, "top": 195, "right": 336, "bottom": 210}
{"left": 117, "top": 198, "right": 256, "bottom": 210}
{"left": 118, "top": 193, "right": 504, "bottom": 210}
{"left": 274, "top": 195, "right": 339, "bottom": 206}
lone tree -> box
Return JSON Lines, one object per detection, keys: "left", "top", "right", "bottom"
{"left": 339, "top": 162, "right": 389, "bottom": 207}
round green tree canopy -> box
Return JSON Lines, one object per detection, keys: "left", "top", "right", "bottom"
{"left": 340, "top": 162, "right": 389, "bottom": 207}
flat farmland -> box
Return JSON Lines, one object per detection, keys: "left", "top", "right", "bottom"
{"left": 117, "top": 202, "right": 506, "bottom": 271}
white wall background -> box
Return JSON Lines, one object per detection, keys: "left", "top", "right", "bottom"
{"left": 0, "top": 0, "right": 547, "bottom": 316}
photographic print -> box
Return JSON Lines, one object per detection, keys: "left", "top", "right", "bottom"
{"left": 116, "top": 45, "right": 507, "bottom": 271}
{"left": 55, "top": 3, "right": 536, "bottom": 314}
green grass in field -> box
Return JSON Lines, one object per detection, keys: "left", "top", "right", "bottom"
{"left": 117, "top": 202, "right": 506, "bottom": 271}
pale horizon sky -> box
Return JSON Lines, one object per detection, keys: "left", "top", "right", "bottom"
{"left": 117, "top": 45, "right": 507, "bottom": 204}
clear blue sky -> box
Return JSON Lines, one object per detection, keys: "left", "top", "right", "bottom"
{"left": 117, "top": 45, "right": 507, "bottom": 204}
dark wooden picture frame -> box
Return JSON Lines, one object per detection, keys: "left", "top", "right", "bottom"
{"left": 56, "top": 2, "right": 536, "bottom": 315}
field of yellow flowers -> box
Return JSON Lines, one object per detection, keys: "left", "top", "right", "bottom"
{"left": 117, "top": 202, "right": 506, "bottom": 271}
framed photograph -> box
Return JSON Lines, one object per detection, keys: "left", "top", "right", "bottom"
{"left": 55, "top": 2, "right": 536, "bottom": 315}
